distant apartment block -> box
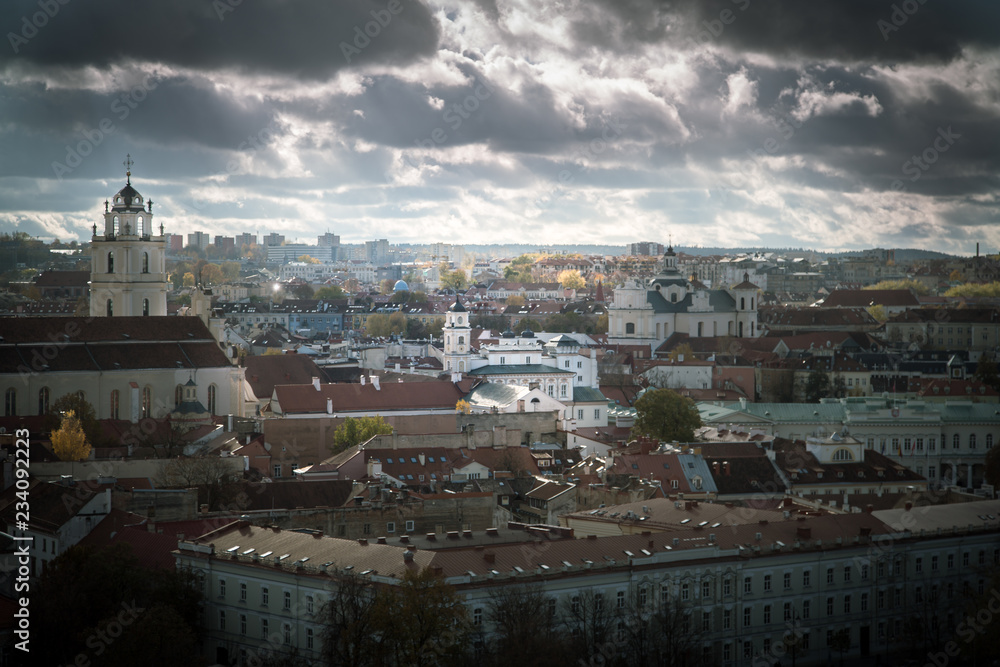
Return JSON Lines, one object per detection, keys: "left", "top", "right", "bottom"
{"left": 187, "top": 231, "right": 211, "bottom": 250}
{"left": 266, "top": 244, "right": 336, "bottom": 264}
{"left": 365, "top": 239, "right": 389, "bottom": 265}
{"left": 317, "top": 232, "right": 340, "bottom": 247}
{"left": 235, "top": 232, "right": 257, "bottom": 247}
{"left": 262, "top": 233, "right": 286, "bottom": 247}
{"left": 166, "top": 233, "right": 184, "bottom": 252}
{"left": 214, "top": 236, "right": 235, "bottom": 254}
{"left": 628, "top": 241, "right": 664, "bottom": 256}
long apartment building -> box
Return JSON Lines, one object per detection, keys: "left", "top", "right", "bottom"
{"left": 176, "top": 499, "right": 1000, "bottom": 666}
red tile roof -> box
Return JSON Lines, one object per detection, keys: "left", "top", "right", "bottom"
{"left": 245, "top": 354, "right": 324, "bottom": 400}
{"left": 274, "top": 380, "right": 465, "bottom": 415}
{"left": 821, "top": 289, "right": 919, "bottom": 308}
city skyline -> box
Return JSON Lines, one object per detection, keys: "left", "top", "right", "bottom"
{"left": 1, "top": 1, "right": 998, "bottom": 253}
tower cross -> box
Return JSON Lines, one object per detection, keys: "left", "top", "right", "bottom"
{"left": 124, "top": 154, "right": 133, "bottom": 184}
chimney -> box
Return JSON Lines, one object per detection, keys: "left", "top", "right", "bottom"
{"left": 395, "top": 362, "right": 401, "bottom": 372}
{"left": 371, "top": 375, "right": 380, "bottom": 391}
{"left": 326, "top": 398, "right": 333, "bottom": 415}
{"left": 360, "top": 375, "right": 366, "bottom": 386}
{"left": 367, "top": 458, "right": 382, "bottom": 478}
{"left": 312, "top": 376, "right": 320, "bottom": 391}
{"left": 418, "top": 453, "right": 426, "bottom": 466}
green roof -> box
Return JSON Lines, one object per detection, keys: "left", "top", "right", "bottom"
{"left": 572, "top": 387, "right": 607, "bottom": 403}
{"left": 722, "top": 402, "right": 847, "bottom": 423}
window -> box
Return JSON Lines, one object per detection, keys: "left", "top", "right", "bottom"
{"left": 826, "top": 597, "right": 834, "bottom": 616}
{"left": 306, "top": 595, "right": 314, "bottom": 614}
{"left": 574, "top": 594, "right": 583, "bottom": 613}
{"left": 702, "top": 581, "right": 711, "bottom": 599}
{"left": 953, "top": 434, "right": 960, "bottom": 449}
{"left": 617, "top": 591, "right": 625, "bottom": 609}
{"left": 916, "top": 557, "right": 923, "bottom": 573}
{"left": 474, "top": 608, "right": 483, "bottom": 626}
{"left": 988, "top": 434, "right": 994, "bottom": 449}
{"left": 547, "top": 598, "right": 556, "bottom": 617}
{"left": 38, "top": 387, "right": 49, "bottom": 415}
{"left": 625, "top": 323, "right": 635, "bottom": 334}
{"left": 219, "top": 610, "right": 226, "bottom": 630}
{"left": 763, "top": 605, "right": 771, "bottom": 624}
{"left": 240, "top": 582, "right": 247, "bottom": 602}
{"left": 240, "top": 614, "right": 246, "bottom": 636}
{"left": 284, "top": 591, "right": 291, "bottom": 610}
{"left": 723, "top": 609, "right": 732, "bottom": 630}
{"left": 723, "top": 578, "right": 732, "bottom": 596}
{"left": 578, "top": 409, "right": 584, "bottom": 420}
{"left": 363, "top": 523, "right": 371, "bottom": 535}
{"left": 827, "top": 568, "right": 834, "bottom": 585}
{"left": 744, "top": 576, "right": 752, "bottom": 594}
{"left": 109, "top": 389, "right": 120, "bottom": 420}
{"left": 142, "top": 251, "right": 149, "bottom": 273}
{"left": 219, "top": 578, "right": 226, "bottom": 598}
{"left": 261, "top": 618, "right": 269, "bottom": 638}
{"left": 207, "top": 384, "right": 217, "bottom": 415}
{"left": 743, "top": 607, "right": 751, "bottom": 627}
{"left": 764, "top": 575, "right": 772, "bottom": 591}
{"left": 175, "top": 384, "right": 183, "bottom": 407}
{"left": 844, "top": 566, "right": 851, "bottom": 582}
{"left": 107, "top": 251, "right": 114, "bottom": 272}
{"left": 948, "top": 554, "right": 955, "bottom": 569}
{"left": 141, "top": 386, "right": 152, "bottom": 418}
{"left": 106, "top": 299, "right": 113, "bottom": 317}
{"left": 273, "top": 464, "right": 281, "bottom": 478}
{"left": 802, "top": 599, "right": 810, "bottom": 619}
{"left": 142, "top": 298, "right": 149, "bottom": 316}
{"left": 743, "top": 641, "right": 753, "bottom": 659}
{"left": 386, "top": 522, "right": 395, "bottom": 534}
{"left": 970, "top": 434, "right": 977, "bottom": 449}
{"left": 963, "top": 552, "right": 970, "bottom": 567}
{"left": 405, "top": 520, "right": 415, "bottom": 533}
{"left": 844, "top": 595, "right": 851, "bottom": 613}
{"left": 262, "top": 586, "right": 269, "bottom": 606}
{"left": 861, "top": 564, "right": 869, "bottom": 580}
{"left": 307, "top": 628, "right": 314, "bottom": 650}
{"left": 803, "top": 570, "right": 811, "bottom": 587}
{"left": 681, "top": 583, "right": 689, "bottom": 601}
{"left": 283, "top": 623, "right": 291, "bottom": 645}
{"left": 784, "top": 602, "right": 792, "bottom": 621}
{"left": 784, "top": 572, "right": 791, "bottom": 590}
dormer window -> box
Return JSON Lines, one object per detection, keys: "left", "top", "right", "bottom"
{"left": 670, "top": 292, "right": 677, "bottom": 303}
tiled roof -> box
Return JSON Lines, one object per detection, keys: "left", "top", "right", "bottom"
{"left": 245, "top": 354, "right": 324, "bottom": 400}
{"left": 821, "top": 289, "right": 919, "bottom": 308}
{"left": 0, "top": 479, "right": 102, "bottom": 534}
{"left": 274, "top": 380, "right": 465, "bottom": 414}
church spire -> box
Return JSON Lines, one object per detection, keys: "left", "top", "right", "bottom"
{"left": 124, "top": 154, "right": 133, "bottom": 185}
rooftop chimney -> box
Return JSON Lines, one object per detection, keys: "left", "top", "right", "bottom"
{"left": 312, "top": 376, "right": 320, "bottom": 391}
{"left": 360, "top": 375, "right": 366, "bottom": 386}
{"left": 326, "top": 397, "right": 333, "bottom": 414}
{"left": 372, "top": 375, "right": 380, "bottom": 391}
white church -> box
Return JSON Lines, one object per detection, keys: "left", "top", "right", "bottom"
{"left": 607, "top": 245, "right": 760, "bottom": 349}
{"left": 441, "top": 298, "right": 607, "bottom": 428}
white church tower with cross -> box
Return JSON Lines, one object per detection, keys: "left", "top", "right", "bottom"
{"left": 89, "top": 155, "right": 168, "bottom": 317}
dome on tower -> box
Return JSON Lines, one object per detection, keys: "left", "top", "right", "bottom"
{"left": 501, "top": 328, "right": 516, "bottom": 338}
{"left": 112, "top": 183, "right": 144, "bottom": 211}
{"left": 392, "top": 279, "right": 409, "bottom": 292}
{"left": 519, "top": 328, "right": 535, "bottom": 338}
{"left": 448, "top": 295, "right": 466, "bottom": 312}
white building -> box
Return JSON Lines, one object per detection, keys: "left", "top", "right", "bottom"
{"left": 608, "top": 246, "right": 759, "bottom": 350}
{"left": 89, "top": 162, "right": 168, "bottom": 318}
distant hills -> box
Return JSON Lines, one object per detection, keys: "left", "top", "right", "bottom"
{"left": 419, "top": 243, "right": 960, "bottom": 260}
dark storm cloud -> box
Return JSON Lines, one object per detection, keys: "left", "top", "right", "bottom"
{"left": 1, "top": 0, "right": 438, "bottom": 78}
{"left": 572, "top": 0, "right": 999, "bottom": 64}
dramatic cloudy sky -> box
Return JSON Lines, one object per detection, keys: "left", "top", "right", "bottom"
{"left": 1, "top": 0, "right": 998, "bottom": 253}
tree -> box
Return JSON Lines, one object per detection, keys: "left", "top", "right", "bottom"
{"left": 456, "top": 399, "right": 472, "bottom": 414}
{"left": 829, "top": 627, "right": 851, "bottom": 666}
{"left": 484, "top": 584, "right": 569, "bottom": 666}
{"left": 985, "top": 445, "right": 1000, "bottom": 488}
{"left": 221, "top": 261, "right": 241, "bottom": 281}
{"left": 506, "top": 294, "right": 526, "bottom": 306}
{"left": 320, "top": 573, "right": 380, "bottom": 667}
{"left": 866, "top": 304, "right": 888, "bottom": 323}
{"left": 200, "top": 262, "right": 223, "bottom": 285}
{"left": 46, "top": 392, "right": 102, "bottom": 445}
{"left": 804, "top": 368, "right": 830, "bottom": 403}
{"left": 291, "top": 283, "right": 315, "bottom": 299}
{"left": 632, "top": 388, "right": 702, "bottom": 443}
{"left": 440, "top": 263, "right": 468, "bottom": 291}
{"left": 390, "top": 290, "right": 410, "bottom": 303}
{"left": 332, "top": 416, "right": 394, "bottom": 453}
{"left": 51, "top": 410, "right": 91, "bottom": 462}
{"left": 427, "top": 317, "right": 445, "bottom": 338}
{"left": 945, "top": 282, "right": 1000, "bottom": 298}
{"left": 155, "top": 455, "right": 241, "bottom": 511}
{"left": 558, "top": 269, "right": 586, "bottom": 290}
{"left": 864, "top": 279, "right": 929, "bottom": 295}
{"left": 388, "top": 312, "right": 407, "bottom": 334}
{"left": 366, "top": 313, "right": 391, "bottom": 337}
{"left": 974, "top": 354, "right": 1000, "bottom": 393}
{"left": 34, "top": 542, "right": 202, "bottom": 667}
{"left": 182, "top": 272, "right": 195, "bottom": 287}
{"left": 297, "top": 254, "right": 320, "bottom": 264}
{"left": 595, "top": 313, "right": 608, "bottom": 333}
{"left": 372, "top": 568, "right": 471, "bottom": 667}
{"left": 315, "top": 285, "right": 346, "bottom": 300}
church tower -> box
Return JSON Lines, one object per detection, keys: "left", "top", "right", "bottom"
{"left": 90, "top": 155, "right": 168, "bottom": 317}
{"left": 730, "top": 271, "right": 760, "bottom": 338}
{"left": 443, "top": 296, "right": 472, "bottom": 373}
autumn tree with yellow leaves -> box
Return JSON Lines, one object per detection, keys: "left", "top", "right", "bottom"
{"left": 51, "top": 410, "right": 91, "bottom": 462}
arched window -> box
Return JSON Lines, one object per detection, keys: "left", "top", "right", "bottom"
{"left": 625, "top": 322, "right": 635, "bottom": 334}
{"left": 113, "top": 215, "right": 119, "bottom": 235}
{"left": 697, "top": 322, "right": 703, "bottom": 337}
{"left": 4, "top": 388, "right": 16, "bottom": 416}
{"left": 106, "top": 299, "right": 113, "bottom": 316}
{"left": 670, "top": 292, "right": 677, "bottom": 303}
{"left": 751, "top": 298, "right": 754, "bottom": 309}
{"left": 142, "top": 387, "right": 152, "bottom": 418}
{"left": 175, "top": 384, "right": 183, "bottom": 407}
{"left": 142, "top": 252, "right": 149, "bottom": 273}
{"left": 110, "top": 390, "right": 120, "bottom": 420}
{"left": 832, "top": 448, "right": 854, "bottom": 462}
{"left": 458, "top": 336, "right": 464, "bottom": 346}
{"left": 38, "top": 387, "right": 49, "bottom": 415}
{"left": 142, "top": 299, "right": 149, "bottom": 316}
{"left": 107, "top": 251, "right": 114, "bottom": 273}
{"left": 207, "top": 384, "right": 217, "bottom": 415}
{"left": 738, "top": 321, "right": 744, "bottom": 337}
{"left": 137, "top": 215, "right": 144, "bottom": 235}
{"left": 740, "top": 297, "right": 746, "bottom": 310}
{"left": 969, "top": 434, "right": 977, "bottom": 449}
{"left": 987, "top": 433, "right": 994, "bottom": 449}
{"left": 953, "top": 434, "right": 960, "bottom": 449}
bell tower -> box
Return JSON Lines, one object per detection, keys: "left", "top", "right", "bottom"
{"left": 90, "top": 155, "right": 168, "bottom": 317}
{"left": 443, "top": 296, "right": 471, "bottom": 373}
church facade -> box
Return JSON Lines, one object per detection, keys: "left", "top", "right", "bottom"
{"left": 607, "top": 246, "right": 759, "bottom": 349}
